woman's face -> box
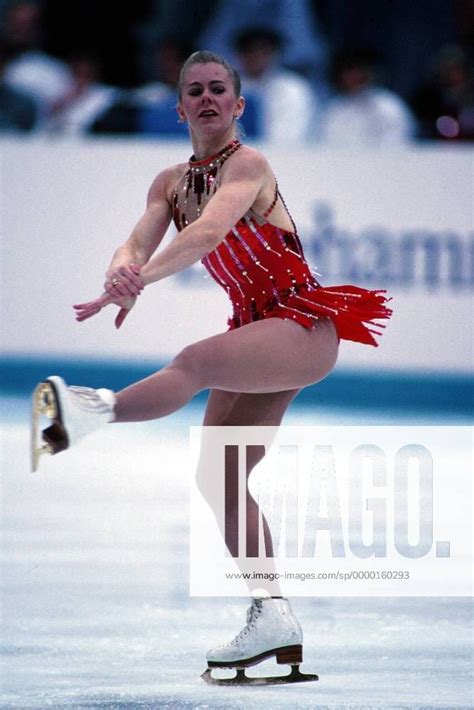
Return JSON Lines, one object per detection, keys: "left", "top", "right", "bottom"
{"left": 178, "top": 62, "right": 244, "bottom": 137}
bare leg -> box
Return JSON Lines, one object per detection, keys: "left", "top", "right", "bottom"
{"left": 114, "top": 317, "right": 338, "bottom": 422}
{"left": 195, "top": 387, "right": 302, "bottom": 596}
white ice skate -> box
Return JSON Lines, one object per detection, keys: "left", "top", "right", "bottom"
{"left": 201, "top": 596, "right": 318, "bottom": 685}
{"left": 31, "top": 375, "right": 115, "bottom": 472}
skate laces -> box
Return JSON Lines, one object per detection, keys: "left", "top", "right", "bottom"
{"left": 68, "top": 386, "right": 112, "bottom": 414}
{"left": 229, "top": 598, "right": 263, "bottom": 646}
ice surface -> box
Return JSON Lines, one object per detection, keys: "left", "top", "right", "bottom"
{"left": 1, "top": 396, "right": 472, "bottom": 709}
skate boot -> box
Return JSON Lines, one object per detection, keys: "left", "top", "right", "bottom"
{"left": 31, "top": 375, "right": 116, "bottom": 472}
{"left": 201, "top": 596, "right": 318, "bottom": 685}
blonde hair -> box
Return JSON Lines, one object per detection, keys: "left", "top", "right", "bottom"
{"left": 178, "top": 50, "right": 241, "bottom": 98}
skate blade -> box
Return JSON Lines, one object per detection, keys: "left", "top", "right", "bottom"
{"left": 31, "top": 381, "right": 63, "bottom": 472}
{"left": 201, "top": 665, "right": 319, "bottom": 686}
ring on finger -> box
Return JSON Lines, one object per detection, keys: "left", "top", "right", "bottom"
{"left": 112, "top": 278, "right": 120, "bottom": 286}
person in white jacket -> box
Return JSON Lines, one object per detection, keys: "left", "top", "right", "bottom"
{"left": 41, "top": 52, "right": 120, "bottom": 136}
{"left": 321, "top": 47, "right": 416, "bottom": 148}
{"left": 233, "top": 27, "right": 318, "bottom": 144}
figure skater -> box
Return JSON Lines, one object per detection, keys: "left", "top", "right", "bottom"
{"left": 31, "top": 51, "right": 392, "bottom": 685}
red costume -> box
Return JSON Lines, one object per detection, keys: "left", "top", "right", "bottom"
{"left": 173, "top": 140, "right": 392, "bottom": 347}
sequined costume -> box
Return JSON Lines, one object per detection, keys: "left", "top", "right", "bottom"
{"left": 173, "top": 140, "right": 393, "bottom": 346}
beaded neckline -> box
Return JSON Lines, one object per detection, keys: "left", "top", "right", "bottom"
{"left": 189, "top": 139, "right": 241, "bottom": 171}
{"left": 173, "top": 139, "right": 242, "bottom": 216}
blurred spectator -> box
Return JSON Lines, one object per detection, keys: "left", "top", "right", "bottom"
{"left": 91, "top": 38, "right": 191, "bottom": 137}
{"left": 320, "top": 47, "right": 416, "bottom": 148}
{"left": 199, "top": 0, "right": 327, "bottom": 79}
{"left": 133, "top": 38, "right": 192, "bottom": 137}
{"left": 410, "top": 45, "right": 474, "bottom": 141}
{"left": 233, "top": 27, "right": 318, "bottom": 144}
{"left": 41, "top": 0, "right": 151, "bottom": 88}
{"left": 0, "top": 40, "right": 37, "bottom": 131}
{"left": 132, "top": 38, "right": 193, "bottom": 106}
{"left": 312, "top": 0, "right": 460, "bottom": 99}
{"left": 42, "top": 52, "right": 119, "bottom": 136}
{"left": 1, "top": 0, "right": 72, "bottom": 120}
{"left": 138, "top": 1, "right": 214, "bottom": 74}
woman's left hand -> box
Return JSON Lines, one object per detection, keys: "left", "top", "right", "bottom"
{"left": 73, "top": 293, "right": 137, "bottom": 329}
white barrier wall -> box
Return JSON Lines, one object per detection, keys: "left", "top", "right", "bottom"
{"left": 2, "top": 138, "right": 472, "bottom": 374}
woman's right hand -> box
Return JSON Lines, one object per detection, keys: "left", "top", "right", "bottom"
{"left": 73, "top": 293, "right": 137, "bottom": 329}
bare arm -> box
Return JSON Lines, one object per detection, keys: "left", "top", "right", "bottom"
{"left": 105, "top": 168, "right": 174, "bottom": 297}
{"left": 139, "top": 149, "right": 268, "bottom": 286}
{"left": 74, "top": 166, "right": 175, "bottom": 327}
